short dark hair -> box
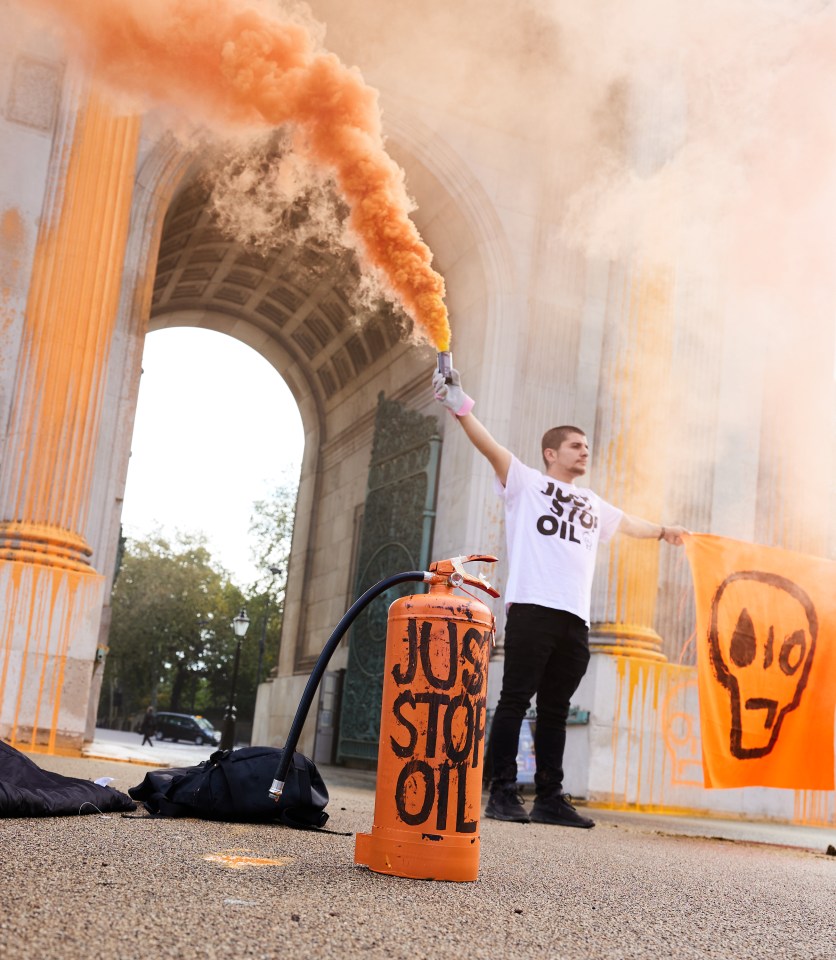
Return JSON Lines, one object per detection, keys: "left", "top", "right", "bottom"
{"left": 541, "top": 425, "right": 586, "bottom": 465}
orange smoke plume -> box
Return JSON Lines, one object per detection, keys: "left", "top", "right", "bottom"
{"left": 27, "top": 0, "right": 450, "bottom": 350}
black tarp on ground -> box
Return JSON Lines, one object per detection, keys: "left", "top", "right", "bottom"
{"left": 0, "top": 740, "right": 136, "bottom": 817}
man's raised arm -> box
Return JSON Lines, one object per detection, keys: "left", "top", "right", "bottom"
{"left": 618, "top": 513, "right": 688, "bottom": 545}
{"left": 432, "top": 367, "right": 512, "bottom": 486}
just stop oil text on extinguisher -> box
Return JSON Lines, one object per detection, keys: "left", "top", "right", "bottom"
{"left": 355, "top": 554, "right": 498, "bottom": 882}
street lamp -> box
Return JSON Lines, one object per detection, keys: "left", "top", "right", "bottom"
{"left": 256, "top": 564, "right": 283, "bottom": 686}
{"left": 220, "top": 607, "right": 250, "bottom": 751}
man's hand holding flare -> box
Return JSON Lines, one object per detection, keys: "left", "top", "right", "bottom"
{"left": 432, "top": 366, "right": 474, "bottom": 417}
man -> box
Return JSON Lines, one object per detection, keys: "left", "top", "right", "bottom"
{"left": 432, "top": 365, "right": 687, "bottom": 828}
{"left": 139, "top": 705, "right": 156, "bottom": 747}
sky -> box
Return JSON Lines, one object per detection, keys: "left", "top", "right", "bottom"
{"left": 120, "top": 326, "right": 304, "bottom": 587}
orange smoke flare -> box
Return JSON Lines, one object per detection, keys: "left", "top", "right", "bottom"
{"left": 28, "top": 0, "right": 451, "bottom": 350}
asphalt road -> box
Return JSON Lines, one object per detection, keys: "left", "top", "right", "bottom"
{"left": 1, "top": 734, "right": 834, "bottom": 960}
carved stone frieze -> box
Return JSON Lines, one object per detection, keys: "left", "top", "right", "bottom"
{"left": 5, "top": 55, "right": 62, "bottom": 133}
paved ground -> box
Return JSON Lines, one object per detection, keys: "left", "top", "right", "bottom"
{"left": 1, "top": 737, "right": 835, "bottom": 960}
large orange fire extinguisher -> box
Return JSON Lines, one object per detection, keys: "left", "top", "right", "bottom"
{"left": 354, "top": 554, "right": 498, "bottom": 882}
{"left": 268, "top": 554, "right": 498, "bottom": 882}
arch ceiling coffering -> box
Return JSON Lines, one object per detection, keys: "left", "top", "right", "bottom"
{"left": 151, "top": 176, "right": 409, "bottom": 406}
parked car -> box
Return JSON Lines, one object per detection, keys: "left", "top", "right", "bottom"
{"left": 154, "top": 712, "right": 220, "bottom": 746}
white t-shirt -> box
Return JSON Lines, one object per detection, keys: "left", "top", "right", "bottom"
{"left": 496, "top": 456, "right": 623, "bottom": 624}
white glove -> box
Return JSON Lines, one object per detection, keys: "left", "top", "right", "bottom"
{"left": 432, "top": 367, "right": 475, "bottom": 417}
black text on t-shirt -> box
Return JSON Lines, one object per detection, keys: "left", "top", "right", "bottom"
{"left": 537, "top": 481, "right": 598, "bottom": 549}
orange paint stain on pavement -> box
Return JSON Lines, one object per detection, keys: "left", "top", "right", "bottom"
{"left": 203, "top": 851, "right": 293, "bottom": 870}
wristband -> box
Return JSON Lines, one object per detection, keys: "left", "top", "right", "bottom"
{"left": 657, "top": 526, "right": 666, "bottom": 541}
{"left": 455, "top": 393, "right": 475, "bottom": 417}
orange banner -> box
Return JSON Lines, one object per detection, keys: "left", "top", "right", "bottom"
{"left": 685, "top": 534, "right": 836, "bottom": 790}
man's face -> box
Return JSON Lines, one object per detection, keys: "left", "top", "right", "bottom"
{"left": 545, "top": 433, "right": 589, "bottom": 480}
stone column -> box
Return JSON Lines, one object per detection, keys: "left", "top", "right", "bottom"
{"left": 588, "top": 262, "right": 675, "bottom": 663}
{"left": 0, "top": 86, "right": 140, "bottom": 750}
{"left": 586, "top": 63, "right": 689, "bottom": 663}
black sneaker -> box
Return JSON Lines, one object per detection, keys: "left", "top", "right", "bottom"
{"left": 530, "top": 792, "right": 595, "bottom": 828}
{"left": 485, "top": 783, "right": 530, "bottom": 823}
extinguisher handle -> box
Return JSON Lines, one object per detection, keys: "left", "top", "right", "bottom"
{"left": 428, "top": 554, "right": 500, "bottom": 598}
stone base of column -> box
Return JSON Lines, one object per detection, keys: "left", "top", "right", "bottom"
{"left": 0, "top": 522, "right": 93, "bottom": 572}
{"left": 560, "top": 652, "right": 822, "bottom": 823}
{"left": 588, "top": 621, "right": 667, "bottom": 663}
{"left": 0, "top": 555, "right": 105, "bottom": 753}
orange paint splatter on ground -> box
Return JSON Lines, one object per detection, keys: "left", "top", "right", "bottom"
{"left": 203, "top": 851, "right": 292, "bottom": 870}
{"left": 28, "top": 0, "right": 451, "bottom": 349}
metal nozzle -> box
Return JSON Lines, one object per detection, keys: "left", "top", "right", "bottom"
{"left": 268, "top": 779, "right": 285, "bottom": 802}
{"left": 436, "top": 350, "right": 453, "bottom": 384}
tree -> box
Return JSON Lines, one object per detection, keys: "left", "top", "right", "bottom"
{"left": 102, "top": 532, "right": 245, "bottom": 725}
{"left": 245, "top": 472, "right": 298, "bottom": 685}
{"left": 248, "top": 470, "right": 297, "bottom": 591}
{"left": 101, "top": 475, "right": 299, "bottom": 733}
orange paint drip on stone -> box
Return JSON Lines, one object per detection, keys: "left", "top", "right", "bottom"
{"left": 0, "top": 563, "right": 24, "bottom": 722}
{"left": 794, "top": 790, "right": 836, "bottom": 828}
{"left": 2, "top": 94, "right": 140, "bottom": 531}
{"left": 610, "top": 660, "right": 681, "bottom": 808}
{"left": 10, "top": 566, "right": 40, "bottom": 744}
{"left": 610, "top": 657, "right": 626, "bottom": 805}
{"left": 29, "top": 0, "right": 451, "bottom": 350}
{"left": 0, "top": 208, "right": 24, "bottom": 338}
{"left": 0, "top": 559, "right": 103, "bottom": 749}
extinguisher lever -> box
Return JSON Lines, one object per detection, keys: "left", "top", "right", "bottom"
{"left": 429, "top": 554, "right": 500, "bottom": 598}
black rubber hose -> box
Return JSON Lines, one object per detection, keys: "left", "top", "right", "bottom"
{"left": 269, "top": 569, "right": 430, "bottom": 797}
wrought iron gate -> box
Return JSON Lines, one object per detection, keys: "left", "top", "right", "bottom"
{"left": 336, "top": 393, "right": 441, "bottom": 765}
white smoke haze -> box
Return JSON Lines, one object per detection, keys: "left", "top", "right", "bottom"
{"left": 311, "top": 1, "right": 836, "bottom": 377}
{"left": 319, "top": 1, "right": 832, "bottom": 266}
{"left": 312, "top": 0, "right": 833, "bottom": 541}
{"left": 9, "top": 0, "right": 836, "bottom": 537}
{"left": 313, "top": 3, "right": 830, "bottom": 267}
{"left": 202, "top": 130, "right": 409, "bottom": 320}
{"left": 204, "top": 132, "right": 345, "bottom": 252}
{"left": 267, "top": 0, "right": 325, "bottom": 48}
{"left": 17, "top": 0, "right": 836, "bottom": 319}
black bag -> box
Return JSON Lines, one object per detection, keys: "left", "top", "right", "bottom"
{"left": 128, "top": 746, "right": 328, "bottom": 830}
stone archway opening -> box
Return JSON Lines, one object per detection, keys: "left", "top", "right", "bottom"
{"left": 145, "top": 155, "right": 421, "bottom": 720}
{"left": 121, "top": 324, "right": 305, "bottom": 588}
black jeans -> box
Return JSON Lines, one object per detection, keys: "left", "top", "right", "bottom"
{"left": 489, "top": 603, "right": 590, "bottom": 794}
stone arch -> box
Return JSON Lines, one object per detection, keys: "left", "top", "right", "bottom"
{"left": 104, "top": 111, "right": 514, "bottom": 750}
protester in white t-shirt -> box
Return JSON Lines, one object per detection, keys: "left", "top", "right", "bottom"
{"left": 433, "top": 365, "right": 687, "bottom": 827}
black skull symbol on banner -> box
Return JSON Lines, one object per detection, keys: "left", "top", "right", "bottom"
{"left": 708, "top": 571, "right": 818, "bottom": 760}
